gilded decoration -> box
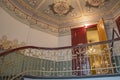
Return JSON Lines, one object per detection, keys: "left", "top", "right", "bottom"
{"left": 0, "top": 0, "right": 120, "bottom": 36}
{"left": 0, "top": 35, "right": 25, "bottom": 50}
{"left": 23, "top": 48, "right": 72, "bottom": 61}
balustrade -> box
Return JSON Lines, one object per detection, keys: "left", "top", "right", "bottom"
{"left": 0, "top": 37, "right": 120, "bottom": 80}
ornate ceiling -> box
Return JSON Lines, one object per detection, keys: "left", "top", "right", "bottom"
{"left": 0, "top": 0, "right": 120, "bottom": 36}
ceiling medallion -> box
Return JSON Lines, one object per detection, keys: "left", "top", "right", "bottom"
{"left": 85, "top": 0, "right": 109, "bottom": 8}
{"left": 49, "top": 1, "right": 74, "bottom": 16}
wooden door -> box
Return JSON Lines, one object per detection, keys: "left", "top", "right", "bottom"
{"left": 96, "top": 18, "right": 112, "bottom": 74}
{"left": 97, "top": 18, "right": 107, "bottom": 41}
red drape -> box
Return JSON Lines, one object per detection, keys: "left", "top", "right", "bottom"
{"left": 71, "top": 27, "right": 87, "bottom": 76}
{"left": 71, "top": 27, "right": 87, "bottom": 46}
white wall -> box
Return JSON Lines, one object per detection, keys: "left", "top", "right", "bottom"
{"left": 58, "top": 35, "right": 71, "bottom": 47}
{"left": 0, "top": 7, "right": 58, "bottom": 47}
{"left": 0, "top": 7, "right": 29, "bottom": 43}
{"left": 27, "top": 28, "right": 58, "bottom": 47}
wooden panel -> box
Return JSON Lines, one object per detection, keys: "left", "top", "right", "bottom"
{"left": 96, "top": 18, "right": 113, "bottom": 74}
{"left": 97, "top": 18, "right": 108, "bottom": 41}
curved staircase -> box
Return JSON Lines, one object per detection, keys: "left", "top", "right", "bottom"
{"left": 0, "top": 29, "right": 120, "bottom": 80}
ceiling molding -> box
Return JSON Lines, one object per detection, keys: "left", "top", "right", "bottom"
{"left": 0, "top": 0, "right": 120, "bottom": 36}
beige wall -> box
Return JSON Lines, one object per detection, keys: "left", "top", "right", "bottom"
{"left": 0, "top": 7, "right": 58, "bottom": 47}
{"left": 58, "top": 35, "right": 71, "bottom": 47}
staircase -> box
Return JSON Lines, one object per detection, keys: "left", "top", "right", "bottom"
{"left": 0, "top": 29, "right": 120, "bottom": 80}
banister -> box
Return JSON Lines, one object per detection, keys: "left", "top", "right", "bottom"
{"left": 0, "top": 37, "right": 120, "bottom": 57}
{"left": 0, "top": 37, "right": 120, "bottom": 80}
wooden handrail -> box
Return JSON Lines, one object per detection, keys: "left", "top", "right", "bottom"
{"left": 0, "top": 37, "right": 120, "bottom": 57}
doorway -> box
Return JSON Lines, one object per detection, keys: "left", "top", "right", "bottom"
{"left": 86, "top": 27, "right": 102, "bottom": 74}
{"left": 86, "top": 24, "right": 112, "bottom": 75}
{"left": 71, "top": 19, "right": 113, "bottom": 76}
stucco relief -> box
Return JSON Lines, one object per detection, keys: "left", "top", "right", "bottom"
{"left": 0, "top": 0, "right": 120, "bottom": 36}
{"left": 85, "top": 0, "right": 109, "bottom": 8}
{"left": 49, "top": 1, "right": 74, "bottom": 16}
{"left": 0, "top": 35, "right": 25, "bottom": 50}
{"left": 59, "top": 27, "right": 71, "bottom": 36}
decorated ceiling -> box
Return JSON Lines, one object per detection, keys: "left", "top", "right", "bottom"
{"left": 0, "top": 0, "right": 120, "bottom": 36}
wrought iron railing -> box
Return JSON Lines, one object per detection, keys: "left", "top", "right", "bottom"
{"left": 0, "top": 37, "right": 120, "bottom": 80}
{"left": 0, "top": 28, "right": 120, "bottom": 80}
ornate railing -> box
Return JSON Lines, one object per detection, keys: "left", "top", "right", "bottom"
{"left": 0, "top": 37, "right": 120, "bottom": 80}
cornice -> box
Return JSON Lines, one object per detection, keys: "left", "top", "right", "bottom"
{"left": 0, "top": 0, "right": 120, "bottom": 37}
{"left": 0, "top": 0, "right": 60, "bottom": 36}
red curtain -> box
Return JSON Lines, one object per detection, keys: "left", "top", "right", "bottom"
{"left": 71, "top": 27, "right": 87, "bottom": 46}
{"left": 71, "top": 27, "right": 87, "bottom": 76}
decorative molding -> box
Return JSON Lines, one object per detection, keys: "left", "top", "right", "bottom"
{"left": 85, "top": 0, "right": 109, "bottom": 8}
{"left": 0, "top": 0, "right": 120, "bottom": 36}
{"left": 58, "top": 27, "right": 71, "bottom": 36}
{"left": 0, "top": 0, "right": 59, "bottom": 36}
{"left": 23, "top": 48, "right": 72, "bottom": 61}
{"left": 110, "top": 0, "right": 120, "bottom": 14}
{"left": 49, "top": 1, "right": 74, "bottom": 16}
